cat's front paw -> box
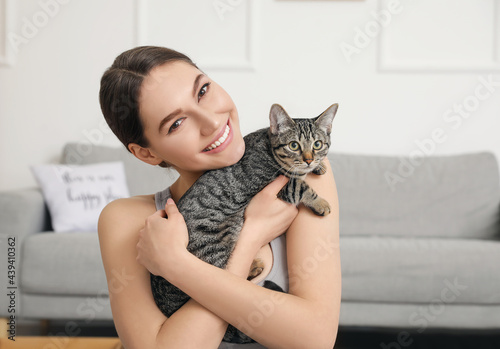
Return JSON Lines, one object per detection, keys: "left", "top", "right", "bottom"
{"left": 312, "top": 161, "right": 327, "bottom": 175}
{"left": 310, "top": 198, "right": 331, "bottom": 216}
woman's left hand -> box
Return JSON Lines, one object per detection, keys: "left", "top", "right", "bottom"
{"left": 242, "top": 176, "right": 299, "bottom": 249}
{"left": 136, "top": 198, "right": 189, "bottom": 277}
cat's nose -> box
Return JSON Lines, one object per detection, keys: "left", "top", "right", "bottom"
{"left": 303, "top": 151, "right": 313, "bottom": 165}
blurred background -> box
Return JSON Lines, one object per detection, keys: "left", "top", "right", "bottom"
{"left": 0, "top": 0, "right": 499, "bottom": 191}
{"left": 0, "top": 1, "right": 499, "bottom": 348}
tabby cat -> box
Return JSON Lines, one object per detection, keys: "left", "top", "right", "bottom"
{"left": 151, "top": 103, "right": 338, "bottom": 343}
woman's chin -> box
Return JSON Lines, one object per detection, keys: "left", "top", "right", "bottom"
{"left": 221, "top": 139, "right": 245, "bottom": 168}
{"left": 234, "top": 140, "right": 246, "bottom": 159}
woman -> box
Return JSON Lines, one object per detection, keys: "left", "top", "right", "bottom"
{"left": 98, "top": 46, "right": 341, "bottom": 349}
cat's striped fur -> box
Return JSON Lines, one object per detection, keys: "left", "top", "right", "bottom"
{"left": 150, "top": 103, "right": 338, "bottom": 343}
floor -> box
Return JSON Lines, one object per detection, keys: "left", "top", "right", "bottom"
{"left": 11, "top": 320, "right": 500, "bottom": 348}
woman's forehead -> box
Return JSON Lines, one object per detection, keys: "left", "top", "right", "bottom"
{"left": 148, "top": 61, "right": 200, "bottom": 86}
{"left": 138, "top": 61, "right": 201, "bottom": 127}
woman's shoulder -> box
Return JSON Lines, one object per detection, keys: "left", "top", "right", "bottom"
{"left": 98, "top": 194, "right": 157, "bottom": 237}
{"left": 102, "top": 194, "right": 156, "bottom": 215}
{"left": 98, "top": 195, "right": 157, "bottom": 272}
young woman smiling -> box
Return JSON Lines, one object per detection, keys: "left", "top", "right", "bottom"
{"left": 98, "top": 46, "right": 341, "bottom": 349}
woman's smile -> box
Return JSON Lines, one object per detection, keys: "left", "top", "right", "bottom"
{"left": 202, "top": 119, "right": 233, "bottom": 153}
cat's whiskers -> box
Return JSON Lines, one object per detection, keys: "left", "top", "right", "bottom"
{"left": 284, "top": 164, "right": 304, "bottom": 179}
{"left": 270, "top": 162, "right": 287, "bottom": 177}
{"left": 273, "top": 164, "right": 290, "bottom": 177}
{"left": 272, "top": 163, "right": 297, "bottom": 179}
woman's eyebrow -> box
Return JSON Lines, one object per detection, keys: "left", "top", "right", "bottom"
{"left": 158, "top": 108, "right": 182, "bottom": 133}
{"left": 192, "top": 73, "right": 205, "bottom": 98}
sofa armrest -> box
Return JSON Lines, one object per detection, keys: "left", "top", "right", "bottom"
{"left": 0, "top": 188, "right": 51, "bottom": 317}
{"left": 0, "top": 187, "right": 51, "bottom": 239}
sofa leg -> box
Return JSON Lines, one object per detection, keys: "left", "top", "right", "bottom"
{"left": 40, "top": 319, "right": 50, "bottom": 335}
{"left": 0, "top": 317, "right": 7, "bottom": 338}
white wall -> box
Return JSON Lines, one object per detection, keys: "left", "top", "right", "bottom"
{"left": 1, "top": 0, "right": 499, "bottom": 191}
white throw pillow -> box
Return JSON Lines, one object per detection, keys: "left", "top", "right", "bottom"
{"left": 31, "top": 162, "right": 130, "bottom": 233}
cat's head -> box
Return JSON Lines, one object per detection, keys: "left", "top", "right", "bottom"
{"left": 268, "top": 103, "right": 337, "bottom": 177}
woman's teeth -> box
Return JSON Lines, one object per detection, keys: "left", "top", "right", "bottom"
{"left": 205, "top": 125, "right": 230, "bottom": 151}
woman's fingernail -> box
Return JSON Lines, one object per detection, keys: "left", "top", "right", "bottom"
{"left": 167, "top": 198, "right": 175, "bottom": 205}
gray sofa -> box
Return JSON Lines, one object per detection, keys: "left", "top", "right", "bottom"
{"left": 1, "top": 143, "right": 499, "bottom": 333}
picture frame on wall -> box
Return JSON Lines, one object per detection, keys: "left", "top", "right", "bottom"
{"left": 135, "top": 0, "right": 258, "bottom": 71}
{"left": 0, "top": 0, "right": 15, "bottom": 66}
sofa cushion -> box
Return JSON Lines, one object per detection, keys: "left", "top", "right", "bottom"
{"left": 340, "top": 236, "right": 500, "bottom": 305}
{"left": 30, "top": 162, "right": 130, "bottom": 232}
{"left": 21, "top": 233, "right": 108, "bottom": 296}
{"left": 329, "top": 152, "right": 500, "bottom": 239}
{"left": 61, "top": 143, "right": 178, "bottom": 197}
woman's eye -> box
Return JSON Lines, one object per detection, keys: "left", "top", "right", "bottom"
{"left": 289, "top": 141, "right": 300, "bottom": 151}
{"left": 313, "top": 140, "right": 323, "bottom": 150}
{"left": 198, "top": 82, "right": 211, "bottom": 101}
{"left": 168, "top": 118, "right": 185, "bottom": 133}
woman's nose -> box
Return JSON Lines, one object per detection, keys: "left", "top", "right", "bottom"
{"left": 198, "top": 110, "right": 222, "bottom": 136}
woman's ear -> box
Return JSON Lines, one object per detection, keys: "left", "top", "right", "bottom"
{"left": 128, "top": 143, "right": 164, "bottom": 166}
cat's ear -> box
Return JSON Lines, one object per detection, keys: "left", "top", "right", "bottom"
{"left": 269, "top": 104, "right": 295, "bottom": 135}
{"left": 315, "top": 103, "right": 338, "bottom": 135}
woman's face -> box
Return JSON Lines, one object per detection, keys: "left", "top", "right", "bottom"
{"left": 136, "top": 61, "right": 245, "bottom": 177}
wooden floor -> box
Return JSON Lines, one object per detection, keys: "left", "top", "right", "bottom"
{"left": 0, "top": 337, "right": 122, "bottom": 349}
{"left": 2, "top": 320, "right": 500, "bottom": 348}
{"left": 1, "top": 319, "right": 122, "bottom": 348}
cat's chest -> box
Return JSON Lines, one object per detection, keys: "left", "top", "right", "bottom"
{"left": 250, "top": 243, "right": 273, "bottom": 285}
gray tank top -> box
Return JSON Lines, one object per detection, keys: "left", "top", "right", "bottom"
{"left": 154, "top": 187, "right": 289, "bottom": 349}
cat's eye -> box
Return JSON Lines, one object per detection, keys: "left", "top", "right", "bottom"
{"left": 313, "top": 140, "right": 323, "bottom": 150}
{"left": 289, "top": 141, "right": 300, "bottom": 151}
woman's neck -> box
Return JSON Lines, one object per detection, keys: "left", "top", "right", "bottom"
{"left": 169, "top": 169, "right": 205, "bottom": 203}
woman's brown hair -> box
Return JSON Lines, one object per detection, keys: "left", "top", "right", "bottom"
{"left": 99, "top": 46, "right": 198, "bottom": 167}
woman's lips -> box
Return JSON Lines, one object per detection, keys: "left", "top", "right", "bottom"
{"left": 202, "top": 119, "right": 233, "bottom": 154}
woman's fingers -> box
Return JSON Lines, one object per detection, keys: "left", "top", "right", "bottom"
{"left": 146, "top": 199, "right": 177, "bottom": 223}
{"left": 152, "top": 209, "right": 167, "bottom": 218}
{"left": 164, "top": 198, "right": 180, "bottom": 217}
{"left": 263, "top": 175, "right": 289, "bottom": 196}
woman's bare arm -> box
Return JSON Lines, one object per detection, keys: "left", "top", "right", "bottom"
{"left": 159, "top": 158, "right": 340, "bottom": 349}
{"left": 99, "top": 177, "right": 298, "bottom": 349}
{"left": 98, "top": 197, "right": 258, "bottom": 349}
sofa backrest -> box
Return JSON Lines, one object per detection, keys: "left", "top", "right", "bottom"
{"left": 328, "top": 152, "right": 500, "bottom": 239}
{"left": 61, "top": 143, "right": 500, "bottom": 239}
{"left": 61, "top": 143, "right": 178, "bottom": 197}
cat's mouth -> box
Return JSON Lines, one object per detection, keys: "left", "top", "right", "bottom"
{"left": 281, "top": 160, "right": 321, "bottom": 177}
{"left": 202, "top": 120, "right": 232, "bottom": 153}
